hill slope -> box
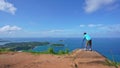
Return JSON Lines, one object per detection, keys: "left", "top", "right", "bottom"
{"left": 0, "top": 49, "right": 116, "bottom": 68}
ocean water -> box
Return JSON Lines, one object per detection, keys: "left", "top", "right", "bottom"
{"left": 0, "top": 38, "right": 120, "bottom": 62}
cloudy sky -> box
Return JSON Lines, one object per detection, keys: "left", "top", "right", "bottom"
{"left": 0, "top": 0, "right": 120, "bottom": 38}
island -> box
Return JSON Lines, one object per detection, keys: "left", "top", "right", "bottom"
{"left": 59, "top": 40, "right": 64, "bottom": 42}
{"left": 0, "top": 42, "right": 50, "bottom": 51}
{"left": 51, "top": 43, "right": 64, "bottom": 47}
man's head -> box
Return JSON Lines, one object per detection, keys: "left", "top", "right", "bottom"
{"left": 84, "top": 32, "right": 87, "bottom": 35}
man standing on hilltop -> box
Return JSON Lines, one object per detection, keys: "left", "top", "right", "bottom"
{"left": 83, "top": 32, "right": 92, "bottom": 51}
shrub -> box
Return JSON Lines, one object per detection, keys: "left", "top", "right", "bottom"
{"left": 0, "top": 48, "right": 11, "bottom": 53}
{"left": 47, "top": 48, "right": 55, "bottom": 54}
{"left": 65, "top": 48, "right": 69, "bottom": 54}
{"left": 58, "top": 50, "right": 65, "bottom": 54}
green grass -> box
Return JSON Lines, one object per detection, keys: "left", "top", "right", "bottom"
{"left": 0, "top": 48, "right": 12, "bottom": 53}
{"left": 25, "top": 48, "right": 70, "bottom": 55}
{"left": 105, "top": 59, "right": 120, "bottom": 68}
{"left": 0, "top": 47, "right": 70, "bottom": 55}
{"left": 105, "top": 50, "right": 120, "bottom": 68}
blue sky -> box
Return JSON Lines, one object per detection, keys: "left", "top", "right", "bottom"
{"left": 0, "top": 0, "right": 120, "bottom": 38}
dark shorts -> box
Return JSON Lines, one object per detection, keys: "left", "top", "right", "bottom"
{"left": 86, "top": 40, "right": 92, "bottom": 46}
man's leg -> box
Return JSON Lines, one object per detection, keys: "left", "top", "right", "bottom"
{"left": 85, "top": 41, "right": 89, "bottom": 51}
{"left": 89, "top": 40, "right": 92, "bottom": 51}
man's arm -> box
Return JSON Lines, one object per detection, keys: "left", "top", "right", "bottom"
{"left": 83, "top": 37, "right": 85, "bottom": 42}
{"left": 83, "top": 35, "right": 86, "bottom": 42}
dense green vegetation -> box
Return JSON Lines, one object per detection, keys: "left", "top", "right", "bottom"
{"left": 0, "top": 42, "right": 50, "bottom": 51}
{"left": 0, "top": 48, "right": 11, "bottom": 53}
{"left": 51, "top": 44, "right": 64, "bottom": 46}
{"left": 47, "top": 48, "right": 55, "bottom": 54}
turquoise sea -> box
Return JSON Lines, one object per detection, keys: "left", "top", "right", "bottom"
{"left": 0, "top": 38, "right": 120, "bottom": 62}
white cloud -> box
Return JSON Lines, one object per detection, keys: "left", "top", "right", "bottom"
{"left": 99, "top": 24, "right": 120, "bottom": 33}
{"left": 80, "top": 24, "right": 85, "bottom": 27}
{"left": 0, "top": 25, "right": 22, "bottom": 33}
{"left": 31, "top": 30, "right": 64, "bottom": 35}
{"left": 0, "top": 0, "right": 17, "bottom": 15}
{"left": 79, "top": 24, "right": 120, "bottom": 37}
{"left": 48, "top": 29, "right": 64, "bottom": 33}
{"left": 84, "top": 0, "right": 116, "bottom": 13}
{"left": 80, "top": 24, "right": 102, "bottom": 27}
{"left": 88, "top": 24, "right": 102, "bottom": 27}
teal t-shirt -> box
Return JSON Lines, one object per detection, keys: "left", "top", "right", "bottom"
{"left": 83, "top": 34, "right": 91, "bottom": 40}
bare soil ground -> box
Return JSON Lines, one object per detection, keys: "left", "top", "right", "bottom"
{"left": 0, "top": 49, "right": 118, "bottom": 68}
